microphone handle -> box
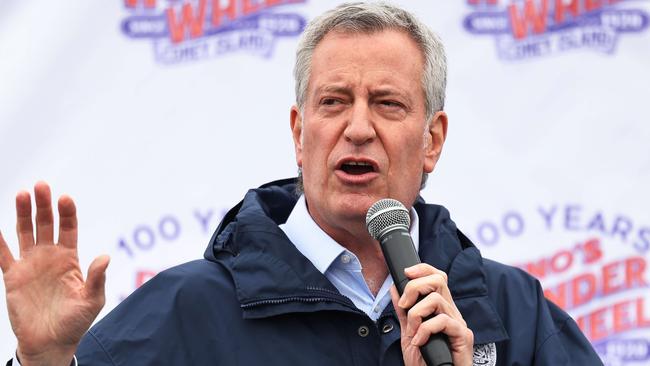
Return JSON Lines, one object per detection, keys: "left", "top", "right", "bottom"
{"left": 379, "top": 229, "right": 453, "bottom": 366}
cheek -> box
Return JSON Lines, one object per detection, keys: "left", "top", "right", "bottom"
{"left": 300, "top": 138, "right": 330, "bottom": 178}
{"left": 303, "top": 124, "right": 340, "bottom": 160}
{"left": 384, "top": 131, "right": 427, "bottom": 177}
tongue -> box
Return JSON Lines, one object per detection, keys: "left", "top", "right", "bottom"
{"left": 342, "top": 164, "right": 373, "bottom": 175}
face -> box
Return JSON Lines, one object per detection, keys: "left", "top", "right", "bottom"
{"left": 290, "top": 29, "right": 447, "bottom": 235}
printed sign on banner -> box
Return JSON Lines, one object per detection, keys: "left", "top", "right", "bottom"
{"left": 120, "top": 0, "right": 307, "bottom": 63}
{"left": 0, "top": 0, "right": 648, "bottom": 363}
{"left": 462, "top": 0, "right": 649, "bottom": 60}
{"left": 473, "top": 205, "right": 650, "bottom": 364}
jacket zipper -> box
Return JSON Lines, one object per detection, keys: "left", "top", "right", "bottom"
{"left": 241, "top": 287, "right": 365, "bottom": 316}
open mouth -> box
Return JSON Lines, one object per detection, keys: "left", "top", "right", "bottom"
{"left": 339, "top": 161, "right": 376, "bottom": 175}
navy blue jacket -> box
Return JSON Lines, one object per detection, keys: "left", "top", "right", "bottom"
{"left": 74, "top": 179, "right": 602, "bottom": 365}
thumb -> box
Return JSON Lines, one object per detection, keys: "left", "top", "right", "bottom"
{"left": 85, "top": 255, "right": 110, "bottom": 300}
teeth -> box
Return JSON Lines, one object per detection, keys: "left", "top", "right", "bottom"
{"left": 345, "top": 161, "right": 371, "bottom": 166}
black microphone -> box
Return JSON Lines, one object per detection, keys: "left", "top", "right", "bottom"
{"left": 366, "top": 198, "right": 453, "bottom": 366}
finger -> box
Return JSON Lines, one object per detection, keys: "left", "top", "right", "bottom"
{"left": 398, "top": 272, "right": 449, "bottom": 309}
{"left": 411, "top": 313, "right": 469, "bottom": 347}
{"left": 85, "top": 255, "right": 110, "bottom": 301}
{"left": 404, "top": 263, "right": 448, "bottom": 283}
{"left": 15, "top": 190, "right": 35, "bottom": 254}
{"left": 0, "top": 231, "right": 16, "bottom": 273}
{"left": 405, "top": 292, "right": 458, "bottom": 336}
{"left": 34, "top": 182, "right": 54, "bottom": 245}
{"left": 57, "top": 195, "right": 78, "bottom": 249}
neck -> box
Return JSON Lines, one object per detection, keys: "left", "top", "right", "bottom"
{"left": 313, "top": 217, "right": 389, "bottom": 296}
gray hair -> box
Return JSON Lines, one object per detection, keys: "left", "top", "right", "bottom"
{"left": 294, "top": 1, "right": 447, "bottom": 120}
{"left": 293, "top": 2, "right": 447, "bottom": 194}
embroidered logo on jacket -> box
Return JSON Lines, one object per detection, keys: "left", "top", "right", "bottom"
{"left": 473, "top": 342, "right": 497, "bottom": 366}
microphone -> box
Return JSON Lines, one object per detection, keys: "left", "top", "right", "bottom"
{"left": 366, "top": 199, "right": 453, "bottom": 366}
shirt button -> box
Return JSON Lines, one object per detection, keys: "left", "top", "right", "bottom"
{"left": 341, "top": 254, "right": 351, "bottom": 264}
{"left": 382, "top": 323, "right": 394, "bottom": 334}
{"left": 357, "top": 325, "right": 370, "bottom": 337}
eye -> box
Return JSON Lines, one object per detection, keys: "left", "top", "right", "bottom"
{"left": 379, "top": 100, "right": 403, "bottom": 108}
{"left": 321, "top": 98, "right": 342, "bottom": 106}
{"left": 376, "top": 99, "right": 408, "bottom": 120}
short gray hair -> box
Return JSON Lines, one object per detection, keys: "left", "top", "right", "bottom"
{"left": 293, "top": 1, "right": 447, "bottom": 121}
{"left": 293, "top": 2, "right": 446, "bottom": 193}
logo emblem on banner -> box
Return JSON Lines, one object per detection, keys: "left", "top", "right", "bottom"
{"left": 120, "top": 0, "right": 307, "bottom": 64}
{"left": 473, "top": 204, "right": 650, "bottom": 364}
{"left": 463, "top": 0, "right": 649, "bottom": 60}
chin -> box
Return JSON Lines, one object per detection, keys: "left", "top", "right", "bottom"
{"left": 332, "top": 192, "right": 377, "bottom": 218}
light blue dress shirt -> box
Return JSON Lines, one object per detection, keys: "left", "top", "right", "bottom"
{"left": 279, "top": 195, "right": 419, "bottom": 322}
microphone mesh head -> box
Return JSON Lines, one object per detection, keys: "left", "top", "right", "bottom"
{"left": 365, "top": 199, "right": 410, "bottom": 240}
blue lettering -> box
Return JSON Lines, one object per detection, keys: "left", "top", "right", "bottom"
{"left": 564, "top": 204, "right": 582, "bottom": 231}
{"left": 537, "top": 205, "right": 557, "bottom": 230}
{"left": 133, "top": 225, "right": 156, "bottom": 250}
{"left": 586, "top": 211, "right": 606, "bottom": 232}
{"left": 477, "top": 222, "right": 499, "bottom": 246}
{"left": 117, "top": 238, "right": 134, "bottom": 257}
{"left": 633, "top": 228, "right": 650, "bottom": 253}
{"left": 611, "top": 215, "right": 633, "bottom": 242}
{"left": 158, "top": 215, "right": 181, "bottom": 241}
{"left": 502, "top": 211, "right": 525, "bottom": 237}
{"left": 194, "top": 209, "right": 215, "bottom": 233}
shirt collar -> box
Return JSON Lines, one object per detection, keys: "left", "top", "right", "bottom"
{"left": 280, "top": 195, "right": 420, "bottom": 275}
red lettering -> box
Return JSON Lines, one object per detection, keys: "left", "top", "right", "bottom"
{"left": 576, "top": 314, "right": 587, "bottom": 334}
{"left": 468, "top": 0, "right": 498, "bottom": 4}
{"left": 637, "top": 297, "right": 650, "bottom": 327}
{"left": 136, "top": 270, "right": 158, "bottom": 287}
{"left": 211, "top": 0, "right": 237, "bottom": 27}
{"left": 581, "top": 238, "right": 602, "bottom": 264}
{"left": 525, "top": 258, "right": 547, "bottom": 279}
{"left": 572, "top": 297, "right": 650, "bottom": 343}
{"left": 612, "top": 300, "right": 633, "bottom": 334}
{"left": 544, "top": 282, "right": 567, "bottom": 309}
{"left": 508, "top": 0, "right": 549, "bottom": 39}
{"left": 166, "top": 0, "right": 208, "bottom": 43}
{"left": 602, "top": 260, "right": 623, "bottom": 296}
{"left": 551, "top": 250, "right": 573, "bottom": 273}
{"left": 554, "top": 0, "right": 579, "bottom": 23}
{"left": 589, "top": 306, "right": 609, "bottom": 342}
{"left": 585, "top": 0, "right": 604, "bottom": 12}
{"left": 572, "top": 273, "right": 596, "bottom": 307}
{"left": 243, "top": 0, "right": 261, "bottom": 16}
{"left": 125, "top": 0, "right": 156, "bottom": 8}
{"left": 625, "top": 257, "right": 648, "bottom": 288}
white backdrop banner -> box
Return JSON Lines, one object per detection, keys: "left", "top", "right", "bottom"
{"left": 0, "top": 0, "right": 649, "bottom": 364}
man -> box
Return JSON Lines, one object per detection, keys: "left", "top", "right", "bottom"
{"left": 0, "top": 2, "right": 601, "bottom": 365}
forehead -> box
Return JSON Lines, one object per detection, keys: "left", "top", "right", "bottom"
{"left": 308, "top": 29, "right": 425, "bottom": 97}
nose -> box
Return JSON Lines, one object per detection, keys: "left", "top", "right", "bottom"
{"left": 344, "top": 103, "right": 376, "bottom": 145}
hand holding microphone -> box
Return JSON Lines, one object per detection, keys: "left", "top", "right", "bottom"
{"left": 366, "top": 199, "right": 474, "bottom": 366}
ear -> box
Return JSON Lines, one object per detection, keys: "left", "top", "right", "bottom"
{"left": 423, "top": 111, "right": 448, "bottom": 173}
{"left": 290, "top": 105, "right": 303, "bottom": 168}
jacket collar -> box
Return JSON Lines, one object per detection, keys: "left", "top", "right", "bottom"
{"left": 205, "top": 178, "right": 508, "bottom": 344}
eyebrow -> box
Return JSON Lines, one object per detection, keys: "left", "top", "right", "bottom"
{"left": 316, "top": 85, "right": 410, "bottom": 97}
{"left": 315, "top": 85, "right": 354, "bottom": 98}
{"left": 369, "top": 88, "right": 413, "bottom": 106}
{"left": 313, "top": 85, "right": 415, "bottom": 107}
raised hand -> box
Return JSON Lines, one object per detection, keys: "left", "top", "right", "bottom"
{"left": 0, "top": 182, "right": 109, "bottom": 366}
{"left": 390, "top": 263, "right": 474, "bottom": 366}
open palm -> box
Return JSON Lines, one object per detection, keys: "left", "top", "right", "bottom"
{"left": 0, "top": 182, "right": 109, "bottom": 365}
